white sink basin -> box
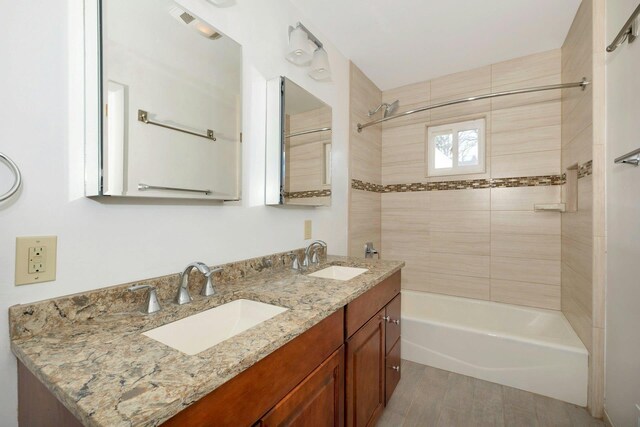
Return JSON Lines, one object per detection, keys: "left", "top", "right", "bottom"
{"left": 308, "top": 266, "right": 368, "bottom": 281}
{"left": 143, "top": 299, "right": 287, "bottom": 355}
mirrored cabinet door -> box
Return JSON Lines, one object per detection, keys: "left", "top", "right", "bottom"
{"left": 85, "top": 0, "right": 242, "bottom": 200}
{"left": 266, "top": 77, "right": 332, "bottom": 207}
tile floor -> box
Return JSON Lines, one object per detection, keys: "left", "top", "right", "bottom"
{"left": 378, "top": 360, "right": 604, "bottom": 427}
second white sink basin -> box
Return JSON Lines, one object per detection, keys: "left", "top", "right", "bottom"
{"left": 143, "top": 299, "right": 287, "bottom": 355}
{"left": 308, "top": 266, "right": 368, "bottom": 281}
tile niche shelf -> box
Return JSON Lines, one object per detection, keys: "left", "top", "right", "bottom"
{"left": 534, "top": 203, "right": 567, "bottom": 212}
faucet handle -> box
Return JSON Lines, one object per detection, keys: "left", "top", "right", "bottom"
{"left": 287, "top": 252, "right": 302, "bottom": 271}
{"left": 128, "top": 285, "right": 161, "bottom": 314}
{"left": 201, "top": 267, "right": 223, "bottom": 297}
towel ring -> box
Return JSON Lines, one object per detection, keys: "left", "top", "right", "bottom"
{"left": 0, "top": 153, "right": 22, "bottom": 202}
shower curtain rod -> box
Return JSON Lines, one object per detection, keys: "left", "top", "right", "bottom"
{"left": 357, "top": 78, "right": 590, "bottom": 132}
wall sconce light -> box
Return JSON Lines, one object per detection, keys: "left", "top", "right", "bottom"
{"left": 286, "top": 22, "right": 331, "bottom": 81}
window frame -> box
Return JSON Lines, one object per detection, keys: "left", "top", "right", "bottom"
{"left": 426, "top": 118, "right": 486, "bottom": 177}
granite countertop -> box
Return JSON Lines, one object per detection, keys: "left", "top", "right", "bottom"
{"left": 10, "top": 255, "right": 403, "bottom": 427}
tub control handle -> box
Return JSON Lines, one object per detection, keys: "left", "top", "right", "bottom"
{"left": 389, "top": 365, "right": 400, "bottom": 372}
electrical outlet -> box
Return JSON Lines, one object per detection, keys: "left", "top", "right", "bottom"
{"left": 28, "top": 246, "right": 46, "bottom": 273}
{"left": 304, "top": 220, "right": 312, "bottom": 240}
{"left": 15, "top": 236, "right": 57, "bottom": 285}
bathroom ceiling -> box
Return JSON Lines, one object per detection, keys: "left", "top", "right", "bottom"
{"left": 290, "top": 0, "right": 581, "bottom": 90}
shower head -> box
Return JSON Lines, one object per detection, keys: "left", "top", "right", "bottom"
{"left": 368, "top": 100, "right": 400, "bottom": 118}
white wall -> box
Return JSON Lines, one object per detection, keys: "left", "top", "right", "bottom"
{"left": 0, "top": 0, "right": 350, "bottom": 424}
{"left": 605, "top": 1, "right": 640, "bottom": 426}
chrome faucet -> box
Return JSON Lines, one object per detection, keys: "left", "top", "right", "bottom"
{"left": 364, "top": 242, "right": 379, "bottom": 259}
{"left": 303, "top": 240, "right": 327, "bottom": 267}
{"left": 175, "top": 262, "right": 222, "bottom": 304}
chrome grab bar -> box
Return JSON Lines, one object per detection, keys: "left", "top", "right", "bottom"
{"left": 357, "top": 79, "right": 590, "bottom": 132}
{"left": 285, "top": 127, "right": 331, "bottom": 138}
{"left": 138, "top": 183, "right": 212, "bottom": 195}
{"left": 614, "top": 147, "right": 640, "bottom": 166}
{"left": 606, "top": 2, "right": 640, "bottom": 52}
{"left": 138, "top": 109, "right": 216, "bottom": 141}
{"left": 0, "top": 153, "right": 22, "bottom": 202}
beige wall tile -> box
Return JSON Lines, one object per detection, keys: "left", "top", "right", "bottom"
{"left": 491, "top": 279, "right": 561, "bottom": 310}
{"left": 382, "top": 123, "right": 426, "bottom": 184}
{"left": 349, "top": 189, "right": 381, "bottom": 258}
{"left": 426, "top": 252, "right": 490, "bottom": 278}
{"left": 491, "top": 150, "right": 560, "bottom": 178}
{"left": 382, "top": 81, "right": 430, "bottom": 106}
{"left": 562, "top": 235, "right": 593, "bottom": 282}
{"left": 491, "top": 257, "right": 561, "bottom": 285}
{"left": 561, "top": 124, "right": 592, "bottom": 170}
{"left": 491, "top": 234, "right": 561, "bottom": 261}
{"left": 492, "top": 49, "right": 561, "bottom": 88}
{"left": 429, "top": 232, "right": 491, "bottom": 256}
{"left": 562, "top": 176, "right": 592, "bottom": 244}
{"left": 562, "top": 92, "right": 592, "bottom": 146}
{"left": 492, "top": 124, "right": 561, "bottom": 157}
{"left": 491, "top": 211, "right": 561, "bottom": 235}
{"left": 429, "top": 211, "right": 490, "bottom": 233}
{"left": 404, "top": 272, "right": 491, "bottom": 300}
{"left": 431, "top": 66, "right": 492, "bottom": 100}
{"left": 592, "top": 236, "right": 605, "bottom": 328}
{"left": 428, "top": 188, "right": 490, "bottom": 211}
{"left": 561, "top": 263, "right": 592, "bottom": 350}
{"left": 491, "top": 186, "right": 561, "bottom": 211}
{"left": 492, "top": 101, "right": 561, "bottom": 134}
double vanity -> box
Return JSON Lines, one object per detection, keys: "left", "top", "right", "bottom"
{"left": 10, "top": 249, "right": 403, "bottom": 426}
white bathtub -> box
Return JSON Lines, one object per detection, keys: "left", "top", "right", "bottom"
{"left": 401, "top": 290, "right": 588, "bottom": 406}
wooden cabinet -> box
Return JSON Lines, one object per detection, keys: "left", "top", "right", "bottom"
{"left": 346, "top": 308, "right": 386, "bottom": 427}
{"left": 344, "top": 272, "right": 402, "bottom": 427}
{"left": 260, "top": 346, "right": 344, "bottom": 427}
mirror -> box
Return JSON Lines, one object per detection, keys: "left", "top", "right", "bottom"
{"left": 85, "top": 0, "right": 242, "bottom": 200}
{"left": 266, "top": 77, "right": 332, "bottom": 207}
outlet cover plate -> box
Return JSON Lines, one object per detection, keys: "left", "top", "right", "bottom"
{"left": 15, "top": 236, "right": 57, "bottom": 285}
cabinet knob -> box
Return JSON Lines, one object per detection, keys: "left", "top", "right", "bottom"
{"left": 391, "top": 319, "right": 400, "bottom": 325}
{"left": 389, "top": 365, "right": 400, "bottom": 372}
{"left": 382, "top": 315, "right": 390, "bottom": 322}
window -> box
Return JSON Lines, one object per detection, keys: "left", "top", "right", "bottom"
{"left": 427, "top": 118, "right": 486, "bottom": 177}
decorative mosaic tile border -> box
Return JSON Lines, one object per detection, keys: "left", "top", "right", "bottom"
{"left": 351, "top": 180, "right": 385, "bottom": 193}
{"left": 578, "top": 160, "right": 593, "bottom": 179}
{"left": 352, "top": 175, "right": 566, "bottom": 193}
{"left": 284, "top": 189, "right": 332, "bottom": 199}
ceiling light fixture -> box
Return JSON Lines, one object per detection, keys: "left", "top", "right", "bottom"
{"left": 286, "top": 22, "right": 331, "bottom": 81}
{"left": 168, "top": 6, "right": 222, "bottom": 40}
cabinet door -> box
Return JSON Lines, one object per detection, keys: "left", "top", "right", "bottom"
{"left": 346, "top": 308, "right": 385, "bottom": 427}
{"left": 385, "top": 339, "right": 401, "bottom": 405}
{"left": 385, "top": 293, "right": 401, "bottom": 353}
{"left": 260, "top": 346, "right": 344, "bottom": 427}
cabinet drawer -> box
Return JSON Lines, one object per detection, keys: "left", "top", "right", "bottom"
{"left": 385, "top": 293, "right": 401, "bottom": 354}
{"left": 385, "top": 339, "right": 401, "bottom": 405}
{"left": 346, "top": 271, "right": 401, "bottom": 338}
